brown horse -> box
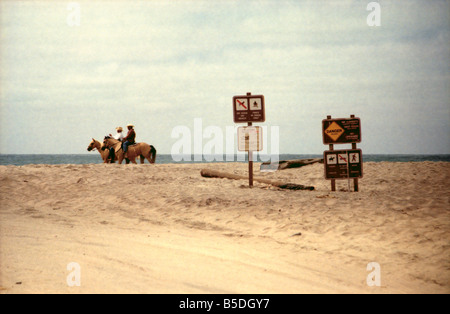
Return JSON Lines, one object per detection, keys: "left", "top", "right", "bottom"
{"left": 87, "top": 138, "right": 117, "bottom": 163}
{"left": 102, "top": 136, "right": 156, "bottom": 164}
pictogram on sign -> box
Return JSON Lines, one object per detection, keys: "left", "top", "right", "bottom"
{"left": 349, "top": 152, "right": 359, "bottom": 163}
{"left": 324, "top": 149, "right": 363, "bottom": 180}
{"left": 250, "top": 98, "right": 262, "bottom": 110}
{"left": 233, "top": 94, "right": 265, "bottom": 123}
{"left": 235, "top": 98, "right": 248, "bottom": 111}
{"left": 322, "top": 117, "right": 361, "bottom": 144}
{"left": 324, "top": 122, "right": 344, "bottom": 142}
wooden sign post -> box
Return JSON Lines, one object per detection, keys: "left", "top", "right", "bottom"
{"left": 248, "top": 122, "right": 253, "bottom": 187}
{"left": 233, "top": 92, "right": 265, "bottom": 187}
{"left": 237, "top": 125, "right": 263, "bottom": 187}
{"left": 322, "top": 114, "right": 362, "bottom": 192}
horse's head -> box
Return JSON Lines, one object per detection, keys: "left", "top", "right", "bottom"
{"left": 87, "top": 138, "right": 97, "bottom": 151}
{"left": 102, "top": 136, "right": 114, "bottom": 151}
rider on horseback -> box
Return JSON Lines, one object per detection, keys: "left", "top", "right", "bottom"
{"left": 107, "top": 127, "right": 124, "bottom": 163}
{"left": 123, "top": 124, "right": 136, "bottom": 159}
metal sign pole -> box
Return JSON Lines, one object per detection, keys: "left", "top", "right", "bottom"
{"left": 346, "top": 152, "right": 350, "bottom": 192}
{"left": 327, "top": 115, "right": 336, "bottom": 191}
{"left": 248, "top": 122, "right": 253, "bottom": 187}
{"left": 350, "top": 114, "right": 359, "bottom": 192}
{"left": 246, "top": 92, "right": 254, "bottom": 188}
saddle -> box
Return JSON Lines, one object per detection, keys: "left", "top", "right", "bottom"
{"left": 114, "top": 142, "right": 139, "bottom": 153}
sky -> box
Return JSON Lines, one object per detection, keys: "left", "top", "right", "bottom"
{"left": 1, "top": 0, "right": 449, "bottom": 155}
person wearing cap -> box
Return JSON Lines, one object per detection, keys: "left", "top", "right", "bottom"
{"left": 123, "top": 124, "right": 136, "bottom": 158}
{"left": 109, "top": 126, "right": 124, "bottom": 141}
{"left": 107, "top": 127, "right": 124, "bottom": 163}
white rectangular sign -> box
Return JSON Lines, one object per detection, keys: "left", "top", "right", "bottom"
{"left": 237, "top": 126, "right": 262, "bottom": 152}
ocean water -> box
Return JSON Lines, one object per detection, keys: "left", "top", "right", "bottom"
{"left": 0, "top": 154, "right": 449, "bottom": 166}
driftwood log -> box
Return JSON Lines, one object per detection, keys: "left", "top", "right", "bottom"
{"left": 200, "top": 169, "right": 314, "bottom": 191}
{"left": 260, "top": 158, "right": 323, "bottom": 171}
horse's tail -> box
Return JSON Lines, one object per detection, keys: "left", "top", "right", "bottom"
{"left": 149, "top": 145, "right": 157, "bottom": 164}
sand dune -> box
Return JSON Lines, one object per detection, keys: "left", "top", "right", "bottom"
{"left": 0, "top": 161, "right": 449, "bottom": 293}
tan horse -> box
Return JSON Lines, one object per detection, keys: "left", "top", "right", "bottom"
{"left": 102, "top": 136, "right": 156, "bottom": 164}
{"left": 87, "top": 138, "right": 117, "bottom": 163}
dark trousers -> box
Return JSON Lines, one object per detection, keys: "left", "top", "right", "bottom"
{"left": 123, "top": 141, "right": 133, "bottom": 153}
{"left": 108, "top": 147, "right": 115, "bottom": 162}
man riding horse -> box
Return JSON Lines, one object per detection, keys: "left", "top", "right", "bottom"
{"left": 101, "top": 125, "right": 157, "bottom": 164}
{"left": 122, "top": 124, "right": 136, "bottom": 159}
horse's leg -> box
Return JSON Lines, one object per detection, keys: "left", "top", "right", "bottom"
{"left": 101, "top": 151, "right": 108, "bottom": 163}
{"left": 143, "top": 145, "right": 154, "bottom": 164}
{"left": 137, "top": 146, "right": 146, "bottom": 164}
{"left": 145, "top": 150, "right": 153, "bottom": 164}
{"left": 129, "top": 151, "right": 137, "bottom": 164}
{"left": 105, "top": 153, "right": 112, "bottom": 163}
{"left": 129, "top": 147, "right": 139, "bottom": 164}
{"left": 125, "top": 151, "right": 133, "bottom": 164}
{"left": 110, "top": 149, "right": 116, "bottom": 163}
{"left": 127, "top": 154, "right": 136, "bottom": 164}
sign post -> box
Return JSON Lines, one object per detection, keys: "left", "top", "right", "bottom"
{"left": 237, "top": 125, "right": 263, "bottom": 187}
{"left": 248, "top": 122, "right": 253, "bottom": 187}
{"left": 322, "top": 115, "right": 362, "bottom": 192}
{"left": 233, "top": 92, "right": 265, "bottom": 187}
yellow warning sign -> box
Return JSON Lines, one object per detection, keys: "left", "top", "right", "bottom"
{"left": 324, "top": 121, "right": 344, "bottom": 142}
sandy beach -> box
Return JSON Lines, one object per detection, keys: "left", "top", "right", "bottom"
{"left": 0, "top": 161, "right": 449, "bottom": 294}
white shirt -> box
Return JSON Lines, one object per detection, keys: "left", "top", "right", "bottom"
{"left": 113, "top": 132, "right": 123, "bottom": 141}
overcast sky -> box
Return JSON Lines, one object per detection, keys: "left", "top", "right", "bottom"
{"left": 1, "top": 0, "right": 449, "bottom": 155}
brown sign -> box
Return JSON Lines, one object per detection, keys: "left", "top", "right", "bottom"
{"left": 233, "top": 94, "right": 265, "bottom": 123}
{"left": 322, "top": 117, "right": 361, "bottom": 144}
{"left": 324, "top": 149, "right": 363, "bottom": 180}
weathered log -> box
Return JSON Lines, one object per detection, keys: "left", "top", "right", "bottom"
{"left": 260, "top": 158, "right": 323, "bottom": 171}
{"left": 200, "top": 169, "right": 314, "bottom": 191}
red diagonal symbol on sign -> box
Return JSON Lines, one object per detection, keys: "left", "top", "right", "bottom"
{"left": 338, "top": 154, "right": 347, "bottom": 162}
{"left": 237, "top": 99, "right": 247, "bottom": 109}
